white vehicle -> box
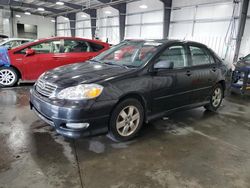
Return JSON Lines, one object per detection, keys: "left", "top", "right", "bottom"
{"left": 0, "top": 38, "right": 33, "bottom": 49}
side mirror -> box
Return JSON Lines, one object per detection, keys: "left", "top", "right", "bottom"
{"left": 154, "top": 60, "right": 174, "bottom": 70}
{"left": 25, "top": 49, "right": 35, "bottom": 56}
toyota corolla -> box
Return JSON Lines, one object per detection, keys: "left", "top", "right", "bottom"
{"left": 30, "top": 40, "right": 231, "bottom": 142}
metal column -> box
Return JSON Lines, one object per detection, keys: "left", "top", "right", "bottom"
{"left": 67, "top": 13, "right": 76, "bottom": 37}
{"left": 233, "top": 0, "right": 249, "bottom": 62}
{"left": 113, "top": 3, "right": 126, "bottom": 42}
{"left": 161, "top": 0, "right": 172, "bottom": 39}
{"left": 85, "top": 9, "right": 97, "bottom": 39}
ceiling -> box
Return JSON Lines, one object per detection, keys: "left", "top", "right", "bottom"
{"left": 0, "top": 0, "right": 135, "bottom": 17}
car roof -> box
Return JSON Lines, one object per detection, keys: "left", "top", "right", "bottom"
{"left": 4, "top": 38, "right": 33, "bottom": 41}
{"left": 10, "top": 36, "right": 109, "bottom": 52}
{"left": 36, "top": 36, "right": 107, "bottom": 43}
{"left": 123, "top": 39, "right": 207, "bottom": 46}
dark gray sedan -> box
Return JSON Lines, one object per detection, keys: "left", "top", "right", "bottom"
{"left": 30, "top": 40, "right": 231, "bottom": 142}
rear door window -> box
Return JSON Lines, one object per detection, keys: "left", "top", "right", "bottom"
{"left": 189, "top": 45, "right": 214, "bottom": 66}
{"left": 88, "top": 42, "right": 105, "bottom": 52}
{"left": 62, "top": 39, "right": 90, "bottom": 53}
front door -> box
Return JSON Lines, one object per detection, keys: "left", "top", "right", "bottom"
{"left": 20, "top": 39, "right": 63, "bottom": 80}
{"left": 151, "top": 44, "right": 193, "bottom": 113}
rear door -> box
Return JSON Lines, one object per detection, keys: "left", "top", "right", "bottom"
{"left": 187, "top": 43, "right": 219, "bottom": 103}
{"left": 151, "top": 43, "right": 193, "bottom": 113}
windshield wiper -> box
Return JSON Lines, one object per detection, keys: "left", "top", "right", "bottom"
{"left": 122, "top": 64, "right": 137, "bottom": 68}
{"left": 89, "top": 59, "right": 101, "bottom": 63}
{"left": 103, "top": 61, "right": 126, "bottom": 68}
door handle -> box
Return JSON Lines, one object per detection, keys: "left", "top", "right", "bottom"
{"left": 53, "top": 56, "right": 63, "bottom": 59}
{"left": 185, "top": 70, "right": 192, "bottom": 76}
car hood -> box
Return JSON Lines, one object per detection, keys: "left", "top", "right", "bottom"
{"left": 41, "top": 61, "right": 134, "bottom": 87}
{"left": 235, "top": 60, "right": 250, "bottom": 71}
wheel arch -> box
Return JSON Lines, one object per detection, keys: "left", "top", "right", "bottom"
{"left": 0, "top": 65, "right": 22, "bottom": 79}
{"left": 111, "top": 92, "right": 148, "bottom": 122}
{"left": 217, "top": 80, "right": 226, "bottom": 96}
{"left": 10, "top": 65, "right": 22, "bottom": 79}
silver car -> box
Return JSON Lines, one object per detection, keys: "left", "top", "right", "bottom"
{"left": 0, "top": 38, "right": 33, "bottom": 49}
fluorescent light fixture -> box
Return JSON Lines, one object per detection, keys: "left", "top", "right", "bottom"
{"left": 56, "top": 1, "right": 64, "bottom": 5}
{"left": 24, "top": 12, "right": 31, "bottom": 15}
{"left": 139, "top": 4, "right": 148, "bottom": 9}
{"left": 104, "top": 10, "right": 112, "bottom": 14}
{"left": 81, "top": 14, "right": 87, "bottom": 18}
{"left": 15, "top": 15, "right": 21, "bottom": 18}
{"left": 37, "top": 7, "right": 45, "bottom": 11}
{"left": 51, "top": 19, "right": 56, "bottom": 23}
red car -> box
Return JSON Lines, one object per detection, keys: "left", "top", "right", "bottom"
{"left": 0, "top": 37, "right": 109, "bottom": 87}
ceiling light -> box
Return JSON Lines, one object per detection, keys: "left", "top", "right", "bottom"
{"left": 104, "top": 10, "right": 112, "bottom": 14}
{"left": 56, "top": 1, "right": 64, "bottom": 5}
{"left": 15, "top": 15, "right": 21, "bottom": 18}
{"left": 81, "top": 14, "right": 87, "bottom": 18}
{"left": 139, "top": 4, "right": 148, "bottom": 9}
{"left": 24, "top": 12, "right": 31, "bottom": 15}
{"left": 37, "top": 7, "right": 45, "bottom": 11}
{"left": 51, "top": 19, "right": 56, "bottom": 23}
{"left": 64, "top": 17, "right": 69, "bottom": 21}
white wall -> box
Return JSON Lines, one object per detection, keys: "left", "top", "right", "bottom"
{"left": 169, "top": 0, "right": 241, "bottom": 62}
{"left": 75, "top": 12, "right": 92, "bottom": 39}
{"left": 13, "top": 12, "right": 55, "bottom": 39}
{"left": 96, "top": 6, "right": 119, "bottom": 44}
{"left": 57, "top": 16, "right": 71, "bottom": 37}
{"left": 0, "top": 9, "right": 11, "bottom": 37}
{"left": 125, "top": 0, "right": 164, "bottom": 39}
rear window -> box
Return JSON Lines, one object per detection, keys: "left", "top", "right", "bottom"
{"left": 88, "top": 42, "right": 104, "bottom": 52}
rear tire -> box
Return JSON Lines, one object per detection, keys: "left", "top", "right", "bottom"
{"left": 108, "top": 98, "right": 144, "bottom": 142}
{"left": 0, "top": 67, "right": 19, "bottom": 87}
{"left": 204, "top": 84, "right": 224, "bottom": 112}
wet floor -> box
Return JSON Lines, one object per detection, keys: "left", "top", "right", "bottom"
{"left": 1, "top": 85, "right": 250, "bottom": 188}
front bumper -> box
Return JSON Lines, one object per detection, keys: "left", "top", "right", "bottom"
{"left": 232, "top": 68, "right": 250, "bottom": 95}
{"left": 30, "top": 88, "right": 117, "bottom": 138}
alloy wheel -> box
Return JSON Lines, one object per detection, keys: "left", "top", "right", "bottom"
{"left": 0, "top": 69, "right": 16, "bottom": 86}
{"left": 212, "top": 87, "right": 222, "bottom": 107}
{"left": 116, "top": 105, "right": 140, "bottom": 137}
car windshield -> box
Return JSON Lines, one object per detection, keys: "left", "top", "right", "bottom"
{"left": 93, "top": 41, "right": 164, "bottom": 68}
{"left": 0, "top": 38, "right": 7, "bottom": 44}
{"left": 244, "top": 54, "right": 250, "bottom": 61}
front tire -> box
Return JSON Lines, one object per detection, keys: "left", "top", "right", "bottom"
{"left": 204, "top": 84, "right": 224, "bottom": 112}
{"left": 0, "top": 67, "right": 19, "bottom": 87}
{"left": 108, "top": 99, "right": 144, "bottom": 142}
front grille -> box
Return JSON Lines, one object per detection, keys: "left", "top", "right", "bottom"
{"left": 35, "top": 79, "right": 57, "bottom": 97}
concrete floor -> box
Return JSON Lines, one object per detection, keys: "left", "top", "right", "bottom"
{"left": 1, "top": 85, "right": 250, "bottom": 188}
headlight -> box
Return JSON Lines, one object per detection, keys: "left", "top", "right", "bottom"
{"left": 57, "top": 84, "right": 103, "bottom": 100}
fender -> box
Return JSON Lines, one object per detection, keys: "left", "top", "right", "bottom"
{"left": 0, "top": 47, "right": 11, "bottom": 67}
